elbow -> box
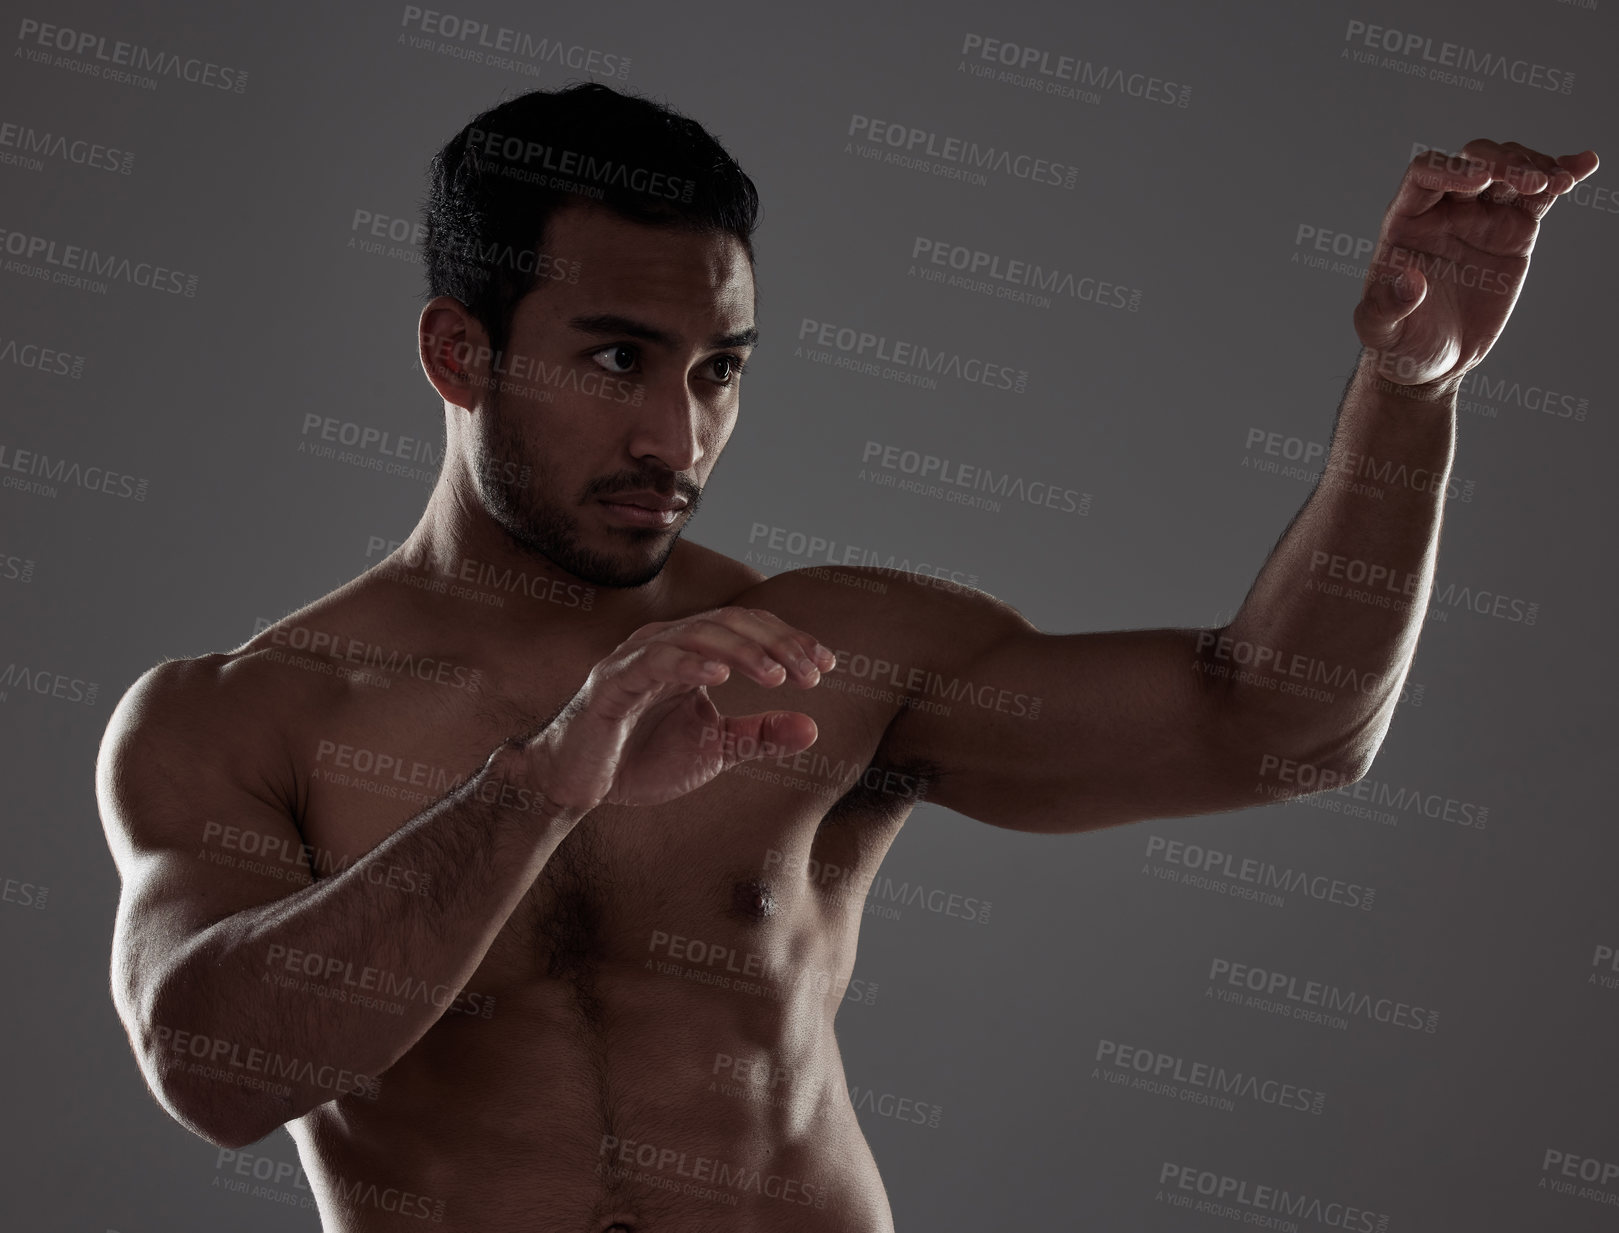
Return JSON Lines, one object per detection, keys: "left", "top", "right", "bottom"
{"left": 139, "top": 1054, "right": 289, "bottom": 1149}
{"left": 1235, "top": 707, "right": 1389, "bottom": 802}
{"left": 1313, "top": 703, "right": 1397, "bottom": 788}
{"left": 132, "top": 982, "right": 296, "bottom": 1150}
{"left": 139, "top": 1030, "right": 293, "bottom": 1150}
{"left": 172, "top": 1093, "right": 283, "bottom": 1151}
{"left": 1311, "top": 739, "right": 1379, "bottom": 790}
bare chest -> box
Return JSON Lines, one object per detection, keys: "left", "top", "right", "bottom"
{"left": 284, "top": 662, "right": 923, "bottom": 1001}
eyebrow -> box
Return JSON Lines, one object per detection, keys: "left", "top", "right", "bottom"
{"left": 568, "top": 313, "right": 758, "bottom": 351}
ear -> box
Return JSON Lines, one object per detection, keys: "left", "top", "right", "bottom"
{"left": 419, "top": 297, "right": 488, "bottom": 414}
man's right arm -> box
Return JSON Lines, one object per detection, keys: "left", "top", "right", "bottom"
{"left": 98, "top": 655, "right": 583, "bottom": 1149}
{"left": 97, "top": 608, "right": 834, "bottom": 1150}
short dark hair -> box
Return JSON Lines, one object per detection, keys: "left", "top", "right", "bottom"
{"left": 421, "top": 82, "right": 759, "bottom": 358}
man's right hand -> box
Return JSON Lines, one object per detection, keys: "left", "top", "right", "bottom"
{"left": 524, "top": 607, "right": 837, "bottom": 811}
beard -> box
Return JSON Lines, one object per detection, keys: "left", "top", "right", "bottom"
{"left": 472, "top": 395, "right": 702, "bottom": 589}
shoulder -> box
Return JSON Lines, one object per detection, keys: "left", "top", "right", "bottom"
{"left": 724, "top": 565, "right": 1035, "bottom": 673}
{"left": 98, "top": 647, "right": 316, "bottom": 786}
{"left": 96, "top": 586, "right": 378, "bottom": 821}
{"left": 670, "top": 537, "right": 766, "bottom": 603}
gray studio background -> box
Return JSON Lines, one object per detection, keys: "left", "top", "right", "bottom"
{"left": 2, "top": 0, "right": 1615, "bottom": 1229}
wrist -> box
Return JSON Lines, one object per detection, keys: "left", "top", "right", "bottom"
{"left": 482, "top": 738, "right": 593, "bottom": 833}
{"left": 1356, "top": 347, "right": 1463, "bottom": 406}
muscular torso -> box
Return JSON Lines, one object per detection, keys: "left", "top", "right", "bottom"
{"left": 234, "top": 545, "right": 932, "bottom": 1232}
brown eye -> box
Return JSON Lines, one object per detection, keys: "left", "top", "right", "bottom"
{"left": 591, "top": 344, "right": 638, "bottom": 374}
{"left": 710, "top": 354, "right": 746, "bottom": 383}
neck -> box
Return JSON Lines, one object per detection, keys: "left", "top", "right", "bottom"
{"left": 385, "top": 467, "right": 681, "bottom": 641}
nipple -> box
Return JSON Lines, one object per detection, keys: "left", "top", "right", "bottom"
{"left": 732, "top": 878, "right": 777, "bottom": 921}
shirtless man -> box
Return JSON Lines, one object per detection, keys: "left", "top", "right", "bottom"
{"left": 95, "top": 82, "right": 1596, "bottom": 1231}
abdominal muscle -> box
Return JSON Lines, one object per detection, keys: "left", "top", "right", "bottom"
{"left": 285, "top": 923, "right": 896, "bottom": 1233}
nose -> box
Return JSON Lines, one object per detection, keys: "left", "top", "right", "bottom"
{"left": 626, "top": 377, "right": 707, "bottom": 473}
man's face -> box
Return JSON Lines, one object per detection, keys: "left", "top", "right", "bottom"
{"left": 471, "top": 202, "right": 756, "bottom": 588}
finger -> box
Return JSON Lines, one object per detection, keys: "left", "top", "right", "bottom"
{"left": 1498, "top": 143, "right": 1596, "bottom": 221}
{"left": 715, "top": 710, "right": 819, "bottom": 767}
{"left": 1555, "top": 149, "right": 1600, "bottom": 185}
{"left": 690, "top": 607, "right": 834, "bottom": 682}
{"left": 599, "top": 640, "right": 734, "bottom": 704}
{"left": 1457, "top": 138, "right": 1551, "bottom": 199}
{"left": 1354, "top": 262, "right": 1427, "bottom": 359}
{"left": 733, "top": 607, "right": 838, "bottom": 671}
{"left": 1497, "top": 141, "right": 1563, "bottom": 182}
{"left": 664, "top": 616, "right": 822, "bottom": 687}
{"left": 1493, "top": 141, "right": 1583, "bottom": 213}
{"left": 1392, "top": 148, "right": 1496, "bottom": 217}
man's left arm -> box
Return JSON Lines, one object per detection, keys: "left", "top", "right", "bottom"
{"left": 876, "top": 139, "right": 1597, "bottom": 834}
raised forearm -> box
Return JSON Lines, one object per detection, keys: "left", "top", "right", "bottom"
{"left": 1214, "top": 348, "right": 1457, "bottom": 766}
{"left": 146, "top": 743, "right": 577, "bottom": 1145}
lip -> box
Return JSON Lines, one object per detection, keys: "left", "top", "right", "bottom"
{"left": 599, "top": 493, "right": 686, "bottom": 528}
{"left": 603, "top": 491, "right": 688, "bottom": 512}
